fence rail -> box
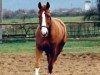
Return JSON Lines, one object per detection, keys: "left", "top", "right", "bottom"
{"left": 0, "top": 21, "right": 100, "bottom": 42}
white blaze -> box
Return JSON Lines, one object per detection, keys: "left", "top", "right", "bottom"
{"left": 41, "top": 11, "right": 48, "bottom": 36}
{"left": 35, "top": 68, "right": 40, "bottom": 75}
{"left": 42, "top": 11, "right": 46, "bottom": 26}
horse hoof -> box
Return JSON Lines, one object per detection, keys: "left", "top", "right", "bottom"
{"left": 48, "top": 73, "right": 53, "bottom": 75}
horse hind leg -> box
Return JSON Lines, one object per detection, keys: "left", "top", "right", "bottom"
{"left": 53, "top": 42, "right": 65, "bottom": 63}
{"left": 35, "top": 48, "right": 43, "bottom": 75}
{"left": 57, "top": 42, "right": 65, "bottom": 55}
{"left": 46, "top": 53, "right": 54, "bottom": 75}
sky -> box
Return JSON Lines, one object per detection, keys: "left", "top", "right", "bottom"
{"left": 2, "top": 0, "right": 97, "bottom": 11}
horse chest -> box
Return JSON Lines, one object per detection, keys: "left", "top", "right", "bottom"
{"left": 37, "top": 39, "right": 52, "bottom": 50}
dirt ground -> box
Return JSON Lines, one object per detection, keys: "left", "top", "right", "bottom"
{"left": 0, "top": 53, "right": 100, "bottom": 75}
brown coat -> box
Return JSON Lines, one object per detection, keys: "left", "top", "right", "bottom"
{"left": 36, "top": 17, "right": 67, "bottom": 53}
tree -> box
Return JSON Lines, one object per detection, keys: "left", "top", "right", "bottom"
{"left": 3, "top": 9, "right": 14, "bottom": 19}
{"left": 97, "top": 0, "right": 100, "bottom": 20}
{"left": 83, "top": 0, "right": 100, "bottom": 21}
{"left": 83, "top": 8, "right": 97, "bottom": 20}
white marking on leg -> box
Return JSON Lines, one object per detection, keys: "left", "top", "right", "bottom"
{"left": 41, "top": 11, "right": 48, "bottom": 35}
{"left": 35, "top": 68, "right": 40, "bottom": 75}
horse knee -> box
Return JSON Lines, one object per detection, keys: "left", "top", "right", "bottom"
{"left": 35, "top": 61, "right": 40, "bottom": 75}
{"left": 35, "top": 61, "right": 40, "bottom": 68}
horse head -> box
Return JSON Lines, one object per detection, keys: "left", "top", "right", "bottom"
{"left": 38, "top": 2, "right": 51, "bottom": 37}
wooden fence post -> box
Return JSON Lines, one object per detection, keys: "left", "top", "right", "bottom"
{"left": 0, "top": 0, "right": 2, "bottom": 43}
{"left": 77, "top": 23, "right": 81, "bottom": 38}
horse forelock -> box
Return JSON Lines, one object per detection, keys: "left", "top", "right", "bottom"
{"left": 39, "top": 5, "right": 47, "bottom": 10}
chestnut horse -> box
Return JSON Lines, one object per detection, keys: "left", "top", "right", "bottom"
{"left": 35, "top": 2, "right": 67, "bottom": 75}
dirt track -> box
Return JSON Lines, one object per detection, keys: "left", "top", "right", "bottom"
{"left": 0, "top": 53, "right": 100, "bottom": 75}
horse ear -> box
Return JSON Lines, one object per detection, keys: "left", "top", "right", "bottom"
{"left": 46, "top": 2, "right": 50, "bottom": 9}
{"left": 38, "top": 2, "right": 41, "bottom": 9}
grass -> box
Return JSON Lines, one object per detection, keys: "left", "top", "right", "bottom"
{"left": 63, "top": 41, "right": 100, "bottom": 53}
{"left": 0, "top": 41, "right": 100, "bottom": 54}
{"left": 1, "top": 16, "right": 100, "bottom": 54}
{"left": 2, "top": 18, "right": 38, "bottom": 23}
{"left": 2, "top": 16, "right": 83, "bottom": 23}
{"left": 0, "top": 42, "right": 35, "bottom": 54}
{"left": 56, "top": 16, "right": 83, "bottom": 22}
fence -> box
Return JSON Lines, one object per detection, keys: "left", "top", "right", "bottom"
{"left": 0, "top": 21, "right": 100, "bottom": 42}
{"left": 65, "top": 21, "right": 100, "bottom": 38}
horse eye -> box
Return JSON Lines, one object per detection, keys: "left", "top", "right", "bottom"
{"left": 46, "top": 14, "right": 49, "bottom": 17}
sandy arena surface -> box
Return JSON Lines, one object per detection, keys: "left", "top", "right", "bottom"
{"left": 0, "top": 53, "right": 100, "bottom": 75}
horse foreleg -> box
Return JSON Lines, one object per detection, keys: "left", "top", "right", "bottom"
{"left": 48, "top": 62, "right": 53, "bottom": 74}
{"left": 46, "top": 53, "right": 53, "bottom": 74}
{"left": 47, "top": 43, "right": 65, "bottom": 75}
{"left": 47, "top": 53, "right": 58, "bottom": 75}
{"left": 35, "top": 68, "right": 40, "bottom": 75}
{"left": 35, "top": 48, "right": 43, "bottom": 75}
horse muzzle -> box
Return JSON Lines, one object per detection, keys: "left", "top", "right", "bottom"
{"left": 41, "top": 26, "right": 48, "bottom": 37}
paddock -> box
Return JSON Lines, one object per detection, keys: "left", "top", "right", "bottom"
{"left": 0, "top": 41, "right": 100, "bottom": 75}
{"left": 0, "top": 53, "right": 100, "bottom": 75}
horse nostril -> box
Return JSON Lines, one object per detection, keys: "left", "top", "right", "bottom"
{"left": 42, "top": 32, "right": 48, "bottom": 37}
{"left": 43, "top": 34, "right": 46, "bottom": 37}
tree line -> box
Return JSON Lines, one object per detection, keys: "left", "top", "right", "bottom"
{"left": 3, "top": 8, "right": 85, "bottom": 19}
{"left": 3, "top": 9, "right": 37, "bottom": 19}
{"left": 3, "top": 0, "right": 100, "bottom": 21}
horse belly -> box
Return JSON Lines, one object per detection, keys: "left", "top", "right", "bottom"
{"left": 51, "top": 28, "right": 65, "bottom": 44}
